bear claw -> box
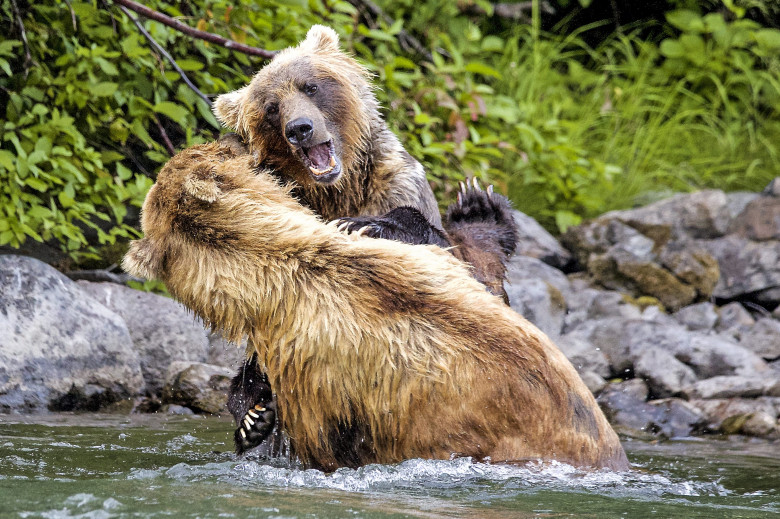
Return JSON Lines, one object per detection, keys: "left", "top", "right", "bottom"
{"left": 234, "top": 403, "right": 276, "bottom": 455}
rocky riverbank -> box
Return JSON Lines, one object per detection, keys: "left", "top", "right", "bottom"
{"left": 1, "top": 178, "right": 779, "bottom": 441}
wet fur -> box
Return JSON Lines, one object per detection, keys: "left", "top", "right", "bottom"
{"left": 123, "top": 144, "right": 629, "bottom": 472}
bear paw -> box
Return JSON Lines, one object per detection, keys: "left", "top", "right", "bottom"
{"left": 234, "top": 403, "right": 276, "bottom": 455}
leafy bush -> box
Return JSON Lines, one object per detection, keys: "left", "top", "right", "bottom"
{"left": 2, "top": 0, "right": 779, "bottom": 262}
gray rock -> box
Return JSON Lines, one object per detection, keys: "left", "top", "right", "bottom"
{"left": 689, "top": 397, "right": 778, "bottom": 431}
{"left": 597, "top": 379, "right": 663, "bottom": 437}
{"left": 738, "top": 318, "right": 780, "bottom": 360}
{"left": 162, "top": 361, "right": 233, "bottom": 414}
{"left": 579, "top": 370, "right": 607, "bottom": 395}
{"left": 679, "top": 334, "right": 769, "bottom": 379}
{"left": 77, "top": 281, "right": 210, "bottom": 394}
{"left": 716, "top": 302, "right": 755, "bottom": 333}
{"left": 562, "top": 318, "right": 632, "bottom": 375}
{"left": 774, "top": 306, "right": 780, "bottom": 319}
{"left": 634, "top": 348, "right": 698, "bottom": 398}
{"left": 207, "top": 331, "right": 246, "bottom": 369}
{"left": 505, "top": 255, "right": 571, "bottom": 297}
{"left": 674, "top": 302, "right": 719, "bottom": 331}
{"left": 556, "top": 334, "right": 610, "bottom": 378}
{"left": 729, "top": 192, "right": 780, "bottom": 241}
{"left": 647, "top": 398, "right": 707, "bottom": 438}
{"left": 0, "top": 255, "right": 144, "bottom": 412}
{"left": 764, "top": 177, "right": 780, "bottom": 197}
{"left": 511, "top": 210, "right": 572, "bottom": 269}
{"left": 507, "top": 277, "right": 565, "bottom": 340}
{"left": 740, "top": 412, "right": 778, "bottom": 437}
{"left": 698, "top": 235, "right": 780, "bottom": 301}
{"left": 562, "top": 288, "right": 641, "bottom": 333}
{"left": 681, "top": 375, "right": 777, "bottom": 399}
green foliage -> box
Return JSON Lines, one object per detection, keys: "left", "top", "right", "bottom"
{"left": 2, "top": 0, "right": 779, "bottom": 261}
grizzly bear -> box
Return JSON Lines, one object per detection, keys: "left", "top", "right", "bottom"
{"left": 122, "top": 143, "right": 629, "bottom": 472}
{"left": 211, "top": 24, "right": 519, "bottom": 453}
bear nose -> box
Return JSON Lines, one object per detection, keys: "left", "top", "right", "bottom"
{"left": 285, "top": 118, "right": 314, "bottom": 146}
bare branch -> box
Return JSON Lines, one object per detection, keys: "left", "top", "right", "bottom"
{"left": 345, "top": 0, "right": 433, "bottom": 62}
{"left": 152, "top": 115, "right": 177, "bottom": 156}
{"left": 118, "top": 5, "right": 212, "bottom": 108}
{"left": 112, "top": 0, "right": 277, "bottom": 59}
{"left": 459, "top": 1, "right": 555, "bottom": 21}
{"left": 9, "top": 0, "right": 35, "bottom": 73}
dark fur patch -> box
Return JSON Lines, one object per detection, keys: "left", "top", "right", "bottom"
{"left": 325, "top": 415, "right": 376, "bottom": 469}
{"left": 568, "top": 393, "right": 600, "bottom": 440}
{"left": 172, "top": 199, "right": 239, "bottom": 247}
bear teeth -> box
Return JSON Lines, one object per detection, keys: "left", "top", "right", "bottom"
{"left": 309, "top": 155, "right": 336, "bottom": 176}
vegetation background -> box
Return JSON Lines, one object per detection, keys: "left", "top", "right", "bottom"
{"left": 1, "top": 0, "right": 779, "bottom": 268}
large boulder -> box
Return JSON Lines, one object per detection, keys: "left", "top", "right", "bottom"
{"left": 511, "top": 210, "right": 572, "bottom": 269}
{"left": 0, "top": 255, "right": 144, "bottom": 412}
{"left": 77, "top": 281, "right": 210, "bottom": 393}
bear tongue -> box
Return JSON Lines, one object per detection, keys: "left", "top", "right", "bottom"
{"left": 305, "top": 143, "right": 332, "bottom": 171}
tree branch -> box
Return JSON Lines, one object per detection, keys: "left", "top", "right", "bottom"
{"left": 459, "top": 1, "right": 555, "bottom": 21}
{"left": 345, "top": 0, "right": 433, "bottom": 62}
{"left": 118, "top": 4, "right": 212, "bottom": 108}
{"left": 112, "top": 0, "right": 277, "bottom": 59}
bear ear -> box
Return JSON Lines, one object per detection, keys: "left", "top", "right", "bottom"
{"left": 304, "top": 25, "right": 340, "bottom": 53}
{"left": 213, "top": 85, "right": 247, "bottom": 130}
{"left": 183, "top": 171, "right": 221, "bottom": 203}
{"left": 123, "top": 238, "right": 163, "bottom": 281}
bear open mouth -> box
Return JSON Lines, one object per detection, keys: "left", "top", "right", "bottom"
{"left": 300, "top": 140, "right": 338, "bottom": 177}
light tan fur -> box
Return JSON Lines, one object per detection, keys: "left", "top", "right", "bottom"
{"left": 123, "top": 142, "right": 629, "bottom": 472}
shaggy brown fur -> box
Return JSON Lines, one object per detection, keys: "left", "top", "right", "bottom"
{"left": 123, "top": 142, "right": 629, "bottom": 472}
{"left": 212, "top": 25, "right": 441, "bottom": 228}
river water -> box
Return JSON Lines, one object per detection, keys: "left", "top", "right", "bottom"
{"left": 0, "top": 414, "right": 777, "bottom": 518}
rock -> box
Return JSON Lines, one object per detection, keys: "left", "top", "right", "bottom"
{"left": 659, "top": 244, "right": 720, "bottom": 297}
{"left": 774, "top": 305, "right": 780, "bottom": 319}
{"left": 698, "top": 235, "right": 780, "bottom": 301}
{"left": 738, "top": 318, "right": 780, "bottom": 360}
{"left": 562, "top": 318, "right": 632, "bottom": 375}
{"left": 556, "top": 335, "right": 610, "bottom": 378}
{"left": 674, "top": 302, "right": 719, "bottom": 331}
{"left": 647, "top": 398, "right": 707, "bottom": 438}
{"left": 511, "top": 210, "right": 572, "bottom": 269}
{"left": 579, "top": 371, "right": 607, "bottom": 395}
{"left": 506, "top": 277, "right": 565, "bottom": 340}
{"left": 764, "top": 177, "right": 780, "bottom": 197}
{"left": 162, "top": 361, "right": 233, "bottom": 414}
{"left": 675, "top": 334, "right": 769, "bottom": 379}
{"left": 77, "top": 281, "right": 210, "bottom": 394}
{"left": 207, "top": 331, "right": 246, "bottom": 369}
{"left": 716, "top": 302, "right": 755, "bottom": 333}
{"left": 0, "top": 255, "right": 144, "bottom": 412}
{"left": 505, "top": 255, "right": 571, "bottom": 297}
{"left": 681, "top": 375, "right": 777, "bottom": 399}
{"left": 688, "top": 397, "right": 778, "bottom": 431}
{"left": 729, "top": 192, "right": 780, "bottom": 241}
{"left": 562, "top": 287, "right": 641, "bottom": 333}
{"left": 597, "top": 379, "right": 664, "bottom": 437}
{"left": 741, "top": 412, "right": 778, "bottom": 437}
{"left": 634, "top": 348, "right": 698, "bottom": 398}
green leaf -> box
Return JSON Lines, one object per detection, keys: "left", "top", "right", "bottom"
{"left": 754, "top": 29, "right": 780, "bottom": 51}
{"left": 660, "top": 39, "right": 685, "bottom": 58}
{"left": 93, "top": 82, "right": 119, "bottom": 97}
{"left": 666, "top": 10, "right": 705, "bottom": 33}
{"left": 465, "top": 61, "right": 502, "bottom": 79}
{"left": 154, "top": 101, "right": 190, "bottom": 126}
{"left": 25, "top": 177, "right": 48, "bottom": 192}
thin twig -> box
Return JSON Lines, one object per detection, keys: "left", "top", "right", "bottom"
{"left": 345, "top": 0, "right": 433, "bottom": 62}
{"left": 152, "top": 115, "right": 176, "bottom": 156}
{"left": 63, "top": 0, "right": 78, "bottom": 31}
{"left": 9, "top": 0, "right": 34, "bottom": 72}
{"left": 459, "top": 1, "right": 555, "bottom": 20}
{"left": 118, "top": 5, "right": 213, "bottom": 107}
{"left": 113, "top": 0, "right": 276, "bottom": 59}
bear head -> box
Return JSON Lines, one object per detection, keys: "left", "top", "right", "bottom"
{"left": 213, "top": 25, "right": 375, "bottom": 187}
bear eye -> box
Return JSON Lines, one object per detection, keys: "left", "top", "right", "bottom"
{"left": 265, "top": 103, "right": 279, "bottom": 116}
{"left": 304, "top": 83, "right": 318, "bottom": 96}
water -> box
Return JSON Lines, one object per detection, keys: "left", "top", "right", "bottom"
{"left": 0, "top": 414, "right": 777, "bottom": 518}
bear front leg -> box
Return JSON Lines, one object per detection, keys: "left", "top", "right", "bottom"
{"left": 335, "top": 207, "right": 451, "bottom": 248}
{"left": 227, "top": 354, "right": 277, "bottom": 454}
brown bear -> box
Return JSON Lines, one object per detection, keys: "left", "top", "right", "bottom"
{"left": 210, "top": 24, "right": 519, "bottom": 453}
{"left": 122, "top": 143, "right": 629, "bottom": 472}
